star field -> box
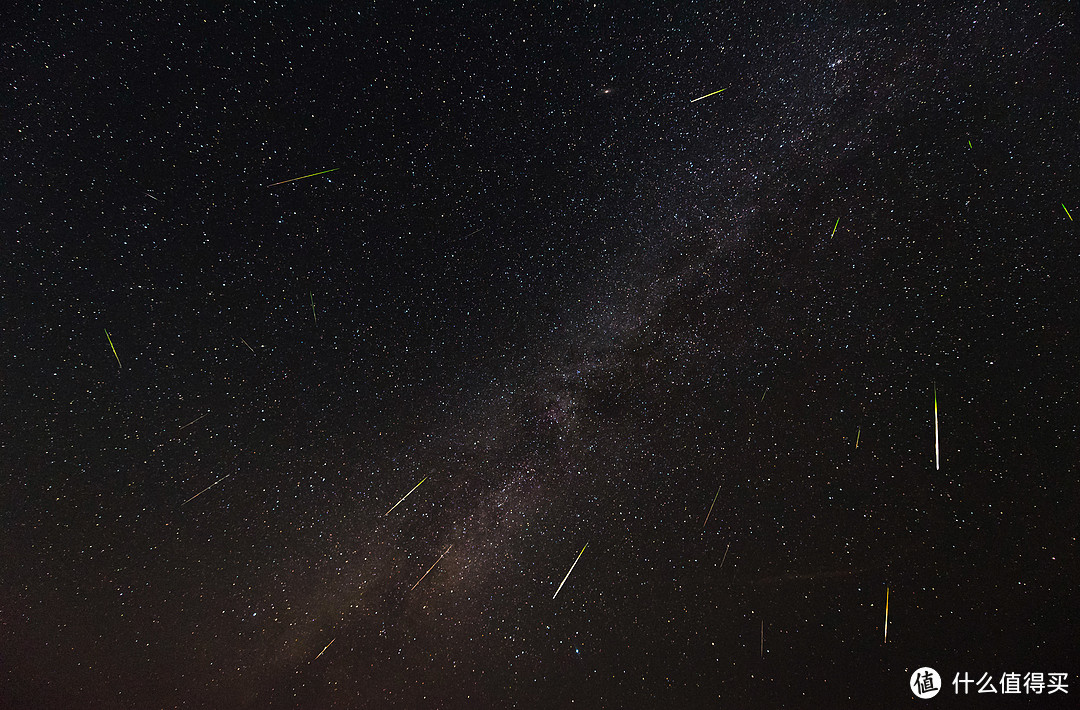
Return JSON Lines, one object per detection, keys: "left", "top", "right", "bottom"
{"left": 4, "top": 2, "right": 1078, "bottom": 708}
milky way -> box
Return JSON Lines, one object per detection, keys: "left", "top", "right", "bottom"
{"left": 4, "top": 3, "right": 1078, "bottom": 707}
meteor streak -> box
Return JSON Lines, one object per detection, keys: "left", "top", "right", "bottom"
{"left": 855, "top": 426, "right": 861, "bottom": 449}
{"left": 690, "top": 88, "right": 726, "bottom": 102}
{"left": 310, "top": 291, "right": 317, "bottom": 324}
{"left": 553, "top": 543, "right": 588, "bottom": 599}
{"left": 267, "top": 168, "right": 340, "bottom": 187}
{"left": 831, "top": 217, "right": 840, "bottom": 237}
{"left": 933, "top": 384, "right": 940, "bottom": 470}
{"left": 1064, "top": 204, "right": 1073, "bottom": 221}
{"left": 884, "top": 587, "right": 889, "bottom": 643}
{"left": 105, "top": 329, "right": 121, "bottom": 368}
{"left": 385, "top": 476, "right": 428, "bottom": 516}
{"left": 314, "top": 638, "right": 335, "bottom": 661}
{"left": 182, "top": 474, "right": 231, "bottom": 505}
{"left": 719, "top": 543, "right": 730, "bottom": 569}
{"left": 178, "top": 412, "right": 209, "bottom": 430}
{"left": 702, "top": 484, "right": 720, "bottom": 531}
{"left": 410, "top": 545, "right": 453, "bottom": 592}
{"left": 240, "top": 337, "right": 255, "bottom": 353}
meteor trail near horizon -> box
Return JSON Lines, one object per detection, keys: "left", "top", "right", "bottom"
{"left": 267, "top": 168, "right": 340, "bottom": 187}
{"left": 105, "top": 329, "right": 121, "bottom": 368}
{"left": 934, "top": 384, "right": 940, "bottom": 470}
{"left": 385, "top": 476, "right": 428, "bottom": 515}
{"left": 702, "top": 485, "right": 720, "bottom": 531}
{"left": 182, "top": 474, "right": 231, "bottom": 505}
{"left": 690, "top": 88, "right": 726, "bottom": 102}
{"left": 553, "top": 543, "right": 588, "bottom": 599}
{"left": 410, "top": 545, "right": 453, "bottom": 592}
{"left": 884, "top": 587, "right": 890, "bottom": 643}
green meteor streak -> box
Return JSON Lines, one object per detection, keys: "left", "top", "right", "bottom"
{"left": 831, "top": 217, "right": 840, "bottom": 237}
{"left": 855, "top": 426, "right": 861, "bottom": 449}
{"left": 968, "top": 140, "right": 972, "bottom": 149}
{"left": 702, "top": 484, "right": 721, "bottom": 531}
{"left": 1063, "top": 204, "right": 1073, "bottom": 221}
{"left": 690, "top": 88, "right": 726, "bottom": 103}
{"left": 105, "top": 329, "right": 121, "bottom": 368}
{"left": 385, "top": 476, "right": 428, "bottom": 516}
{"left": 267, "top": 168, "right": 340, "bottom": 187}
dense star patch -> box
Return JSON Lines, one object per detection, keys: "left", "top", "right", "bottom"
{"left": 3, "top": 2, "right": 1077, "bottom": 708}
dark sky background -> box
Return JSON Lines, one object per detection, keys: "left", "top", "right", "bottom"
{"left": 3, "top": 2, "right": 1078, "bottom": 708}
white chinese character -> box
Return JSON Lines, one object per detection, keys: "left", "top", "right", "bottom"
{"left": 1001, "top": 672, "right": 1021, "bottom": 694}
{"left": 1048, "top": 673, "right": 1069, "bottom": 694}
{"left": 953, "top": 672, "right": 974, "bottom": 695}
{"left": 1024, "top": 672, "right": 1045, "bottom": 694}
{"left": 977, "top": 672, "right": 998, "bottom": 693}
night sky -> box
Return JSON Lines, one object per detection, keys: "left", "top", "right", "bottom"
{"left": 4, "top": 2, "right": 1079, "bottom": 708}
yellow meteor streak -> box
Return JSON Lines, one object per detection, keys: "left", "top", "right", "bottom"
{"left": 105, "top": 329, "right": 121, "bottom": 368}
{"left": 410, "top": 544, "right": 453, "bottom": 592}
{"left": 831, "top": 217, "right": 840, "bottom": 237}
{"left": 690, "top": 88, "right": 726, "bottom": 103}
{"left": 718, "top": 543, "right": 730, "bottom": 569}
{"left": 1064, "top": 204, "right": 1073, "bottom": 221}
{"left": 240, "top": 337, "right": 255, "bottom": 353}
{"left": 884, "top": 587, "right": 889, "bottom": 643}
{"left": 314, "top": 638, "right": 335, "bottom": 661}
{"left": 553, "top": 543, "right": 588, "bottom": 599}
{"left": 702, "top": 484, "right": 721, "bottom": 531}
{"left": 267, "top": 168, "right": 340, "bottom": 187}
{"left": 933, "top": 384, "right": 939, "bottom": 470}
{"left": 182, "top": 474, "right": 231, "bottom": 505}
{"left": 855, "top": 426, "right": 861, "bottom": 449}
{"left": 385, "top": 476, "right": 428, "bottom": 516}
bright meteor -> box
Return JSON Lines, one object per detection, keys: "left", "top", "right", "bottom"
{"left": 690, "top": 88, "right": 726, "bottom": 103}
{"left": 105, "top": 329, "right": 121, "bottom": 368}
{"left": 831, "top": 217, "right": 840, "bottom": 237}
{"left": 314, "top": 638, "right": 335, "bottom": 661}
{"left": 385, "top": 476, "right": 428, "bottom": 516}
{"left": 553, "top": 543, "right": 588, "bottom": 599}
{"left": 933, "top": 384, "right": 940, "bottom": 470}
{"left": 267, "top": 168, "right": 340, "bottom": 187}
{"left": 1064, "top": 204, "right": 1073, "bottom": 221}
{"left": 884, "top": 587, "right": 890, "bottom": 643}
